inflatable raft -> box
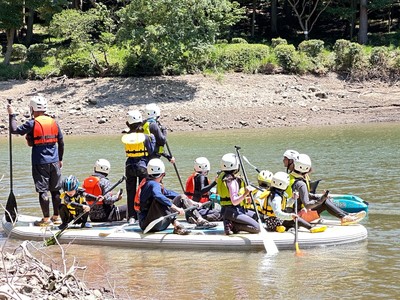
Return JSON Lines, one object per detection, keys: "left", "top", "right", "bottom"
{"left": 2, "top": 214, "right": 368, "bottom": 251}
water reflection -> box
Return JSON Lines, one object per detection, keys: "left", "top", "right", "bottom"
{"left": 1, "top": 123, "right": 399, "bottom": 299}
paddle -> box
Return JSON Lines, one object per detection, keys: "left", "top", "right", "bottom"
{"left": 234, "top": 146, "right": 279, "bottom": 255}
{"left": 293, "top": 190, "right": 302, "bottom": 256}
{"left": 243, "top": 155, "right": 261, "bottom": 173}
{"left": 45, "top": 175, "right": 126, "bottom": 246}
{"left": 143, "top": 201, "right": 210, "bottom": 234}
{"left": 157, "top": 121, "right": 185, "bottom": 193}
{"left": 5, "top": 99, "right": 18, "bottom": 223}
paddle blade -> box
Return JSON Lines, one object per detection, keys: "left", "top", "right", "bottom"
{"left": 295, "top": 242, "right": 303, "bottom": 256}
{"left": 260, "top": 226, "right": 279, "bottom": 255}
{"left": 5, "top": 192, "right": 18, "bottom": 222}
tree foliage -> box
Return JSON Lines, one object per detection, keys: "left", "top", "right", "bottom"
{"left": 116, "top": 0, "right": 245, "bottom": 74}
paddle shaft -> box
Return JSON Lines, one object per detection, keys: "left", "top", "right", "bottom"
{"left": 294, "top": 190, "right": 301, "bottom": 255}
{"left": 235, "top": 146, "right": 279, "bottom": 254}
{"left": 6, "top": 99, "right": 17, "bottom": 222}
{"left": 243, "top": 156, "right": 261, "bottom": 173}
{"left": 157, "top": 121, "right": 185, "bottom": 193}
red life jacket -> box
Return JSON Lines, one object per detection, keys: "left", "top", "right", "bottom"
{"left": 32, "top": 115, "right": 58, "bottom": 146}
{"left": 185, "top": 173, "right": 209, "bottom": 203}
{"left": 82, "top": 176, "right": 103, "bottom": 205}
{"left": 134, "top": 178, "right": 147, "bottom": 212}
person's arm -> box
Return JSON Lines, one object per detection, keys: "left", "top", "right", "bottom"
{"left": 227, "top": 178, "right": 249, "bottom": 206}
{"left": 271, "top": 195, "right": 295, "bottom": 220}
{"left": 197, "top": 174, "right": 217, "bottom": 194}
{"left": 293, "top": 181, "right": 319, "bottom": 209}
{"left": 150, "top": 182, "right": 175, "bottom": 207}
{"left": 100, "top": 178, "right": 121, "bottom": 205}
{"left": 150, "top": 122, "right": 167, "bottom": 146}
{"left": 145, "top": 134, "right": 156, "bottom": 157}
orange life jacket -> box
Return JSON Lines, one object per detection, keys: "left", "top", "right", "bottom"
{"left": 134, "top": 178, "right": 147, "bottom": 212}
{"left": 82, "top": 176, "right": 103, "bottom": 205}
{"left": 32, "top": 115, "right": 58, "bottom": 146}
{"left": 185, "top": 173, "right": 209, "bottom": 203}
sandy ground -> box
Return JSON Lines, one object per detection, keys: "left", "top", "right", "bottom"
{"left": 1, "top": 73, "right": 399, "bottom": 135}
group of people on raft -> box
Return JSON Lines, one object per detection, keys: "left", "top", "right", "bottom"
{"left": 7, "top": 97, "right": 366, "bottom": 235}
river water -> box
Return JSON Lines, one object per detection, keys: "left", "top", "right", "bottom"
{"left": 0, "top": 123, "right": 399, "bottom": 299}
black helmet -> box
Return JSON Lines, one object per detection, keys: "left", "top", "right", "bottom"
{"left": 63, "top": 175, "right": 79, "bottom": 192}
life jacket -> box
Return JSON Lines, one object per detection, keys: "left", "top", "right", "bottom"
{"left": 61, "top": 192, "right": 85, "bottom": 216}
{"left": 185, "top": 173, "right": 210, "bottom": 203}
{"left": 134, "top": 178, "right": 147, "bottom": 212}
{"left": 82, "top": 176, "right": 103, "bottom": 205}
{"left": 216, "top": 172, "right": 245, "bottom": 206}
{"left": 265, "top": 189, "right": 287, "bottom": 217}
{"left": 32, "top": 115, "right": 58, "bottom": 146}
{"left": 287, "top": 172, "right": 310, "bottom": 210}
{"left": 143, "top": 120, "right": 164, "bottom": 155}
{"left": 122, "top": 132, "right": 148, "bottom": 157}
{"left": 241, "top": 189, "right": 270, "bottom": 215}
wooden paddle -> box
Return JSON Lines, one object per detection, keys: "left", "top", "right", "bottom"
{"left": 45, "top": 175, "right": 126, "bottom": 246}
{"left": 235, "top": 146, "right": 279, "bottom": 255}
{"left": 5, "top": 99, "right": 18, "bottom": 222}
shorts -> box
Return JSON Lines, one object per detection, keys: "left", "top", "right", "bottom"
{"left": 32, "top": 162, "right": 62, "bottom": 193}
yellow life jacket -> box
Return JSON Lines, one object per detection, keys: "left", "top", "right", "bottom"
{"left": 143, "top": 121, "right": 164, "bottom": 154}
{"left": 240, "top": 189, "right": 270, "bottom": 214}
{"left": 61, "top": 192, "right": 85, "bottom": 216}
{"left": 216, "top": 172, "right": 245, "bottom": 206}
{"left": 265, "top": 189, "right": 287, "bottom": 217}
{"left": 286, "top": 172, "right": 310, "bottom": 209}
{"left": 122, "top": 132, "right": 148, "bottom": 157}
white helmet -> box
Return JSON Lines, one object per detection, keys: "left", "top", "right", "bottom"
{"left": 294, "top": 154, "right": 312, "bottom": 173}
{"left": 194, "top": 157, "right": 210, "bottom": 173}
{"left": 220, "top": 153, "right": 239, "bottom": 171}
{"left": 283, "top": 149, "right": 299, "bottom": 160}
{"left": 258, "top": 170, "right": 273, "bottom": 185}
{"left": 271, "top": 171, "right": 290, "bottom": 190}
{"left": 94, "top": 159, "right": 111, "bottom": 175}
{"left": 144, "top": 103, "right": 160, "bottom": 119}
{"left": 127, "top": 110, "right": 142, "bottom": 125}
{"left": 147, "top": 158, "right": 165, "bottom": 177}
{"left": 30, "top": 95, "right": 47, "bottom": 112}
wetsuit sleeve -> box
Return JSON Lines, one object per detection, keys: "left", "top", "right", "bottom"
{"left": 293, "top": 180, "right": 319, "bottom": 209}
{"left": 56, "top": 123, "right": 64, "bottom": 161}
{"left": 271, "top": 195, "right": 293, "bottom": 220}
{"left": 197, "top": 174, "right": 217, "bottom": 194}
{"left": 145, "top": 134, "right": 156, "bottom": 156}
{"left": 9, "top": 116, "right": 34, "bottom": 135}
{"left": 150, "top": 122, "right": 167, "bottom": 147}
{"left": 100, "top": 178, "right": 119, "bottom": 205}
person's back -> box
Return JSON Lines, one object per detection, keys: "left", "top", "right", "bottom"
{"left": 7, "top": 95, "right": 64, "bottom": 226}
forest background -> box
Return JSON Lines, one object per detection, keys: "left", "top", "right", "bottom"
{"left": 1, "top": 0, "right": 400, "bottom": 81}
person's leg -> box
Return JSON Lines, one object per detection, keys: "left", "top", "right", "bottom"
{"left": 49, "top": 162, "right": 62, "bottom": 219}
{"left": 125, "top": 162, "right": 137, "bottom": 220}
{"left": 140, "top": 201, "right": 172, "bottom": 232}
{"left": 32, "top": 164, "right": 51, "bottom": 221}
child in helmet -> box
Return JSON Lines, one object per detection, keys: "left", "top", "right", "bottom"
{"left": 265, "top": 171, "right": 327, "bottom": 233}
{"left": 137, "top": 158, "right": 209, "bottom": 235}
{"left": 185, "top": 157, "right": 221, "bottom": 225}
{"left": 122, "top": 109, "right": 155, "bottom": 224}
{"left": 244, "top": 170, "right": 273, "bottom": 217}
{"left": 216, "top": 153, "right": 260, "bottom": 235}
{"left": 289, "top": 154, "right": 366, "bottom": 226}
{"left": 283, "top": 149, "right": 299, "bottom": 173}
{"left": 82, "top": 159, "right": 126, "bottom": 222}
{"left": 58, "top": 175, "right": 92, "bottom": 230}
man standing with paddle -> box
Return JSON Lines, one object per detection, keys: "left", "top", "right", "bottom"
{"left": 7, "top": 95, "right": 64, "bottom": 226}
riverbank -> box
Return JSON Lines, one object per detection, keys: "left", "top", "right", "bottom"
{"left": 1, "top": 73, "right": 399, "bottom": 135}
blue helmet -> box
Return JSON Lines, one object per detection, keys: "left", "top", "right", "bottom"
{"left": 63, "top": 175, "right": 79, "bottom": 192}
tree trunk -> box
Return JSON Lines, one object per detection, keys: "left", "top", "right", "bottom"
{"left": 4, "top": 28, "right": 16, "bottom": 65}
{"left": 271, "top": 0, "right": 278, "bottom": 36}
{"left": 26, "top": 7, "right": 34, "bottom": 45}
{"left": 251, "top": 0, "right": 256, "bottom": 37}
{"left": 350, "top": 0, "right": 356, "bottom": 39}
{"left": 358, "top": 0, "right": 368, "bottom": 44}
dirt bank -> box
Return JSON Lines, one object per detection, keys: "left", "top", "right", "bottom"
{"left": 1, "top": 73, "right": 399, "bottom": 135}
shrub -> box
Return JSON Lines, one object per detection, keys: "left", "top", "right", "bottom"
{"left": 274, "top": 44, "right": 300, "bottom": 73}
{"left": 298, "top": 39, "right": 325, "bottom": 57}
{"left": 11, "top": 44, "right": 28, "bottom": 61}
{"left": 27, "top": 43, "right": 49, "bottom": 65}
{"left": 271, "top": 38, "right": 287, "bottom": 48}
{"left": 231, "top": 37, "right": 248, "bottom": 44}
{"left": 209, "top": 43, "right": 270, "bottom": 73}
{"left": 60, "top": 52, "right": 94, "bottom": 77}
{"left": 0, "top": 63, "right": 29, "bottom": 80}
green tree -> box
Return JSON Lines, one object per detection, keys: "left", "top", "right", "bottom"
{"left": 116, "top": 0, "right": 244, "bottom": 73}
{"left": 0, "top": 0, "right": 24, "bottom": 65}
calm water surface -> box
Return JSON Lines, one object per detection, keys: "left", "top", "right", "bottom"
{"left": 0, "top": 123, "right": 399, "bottom": 299}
